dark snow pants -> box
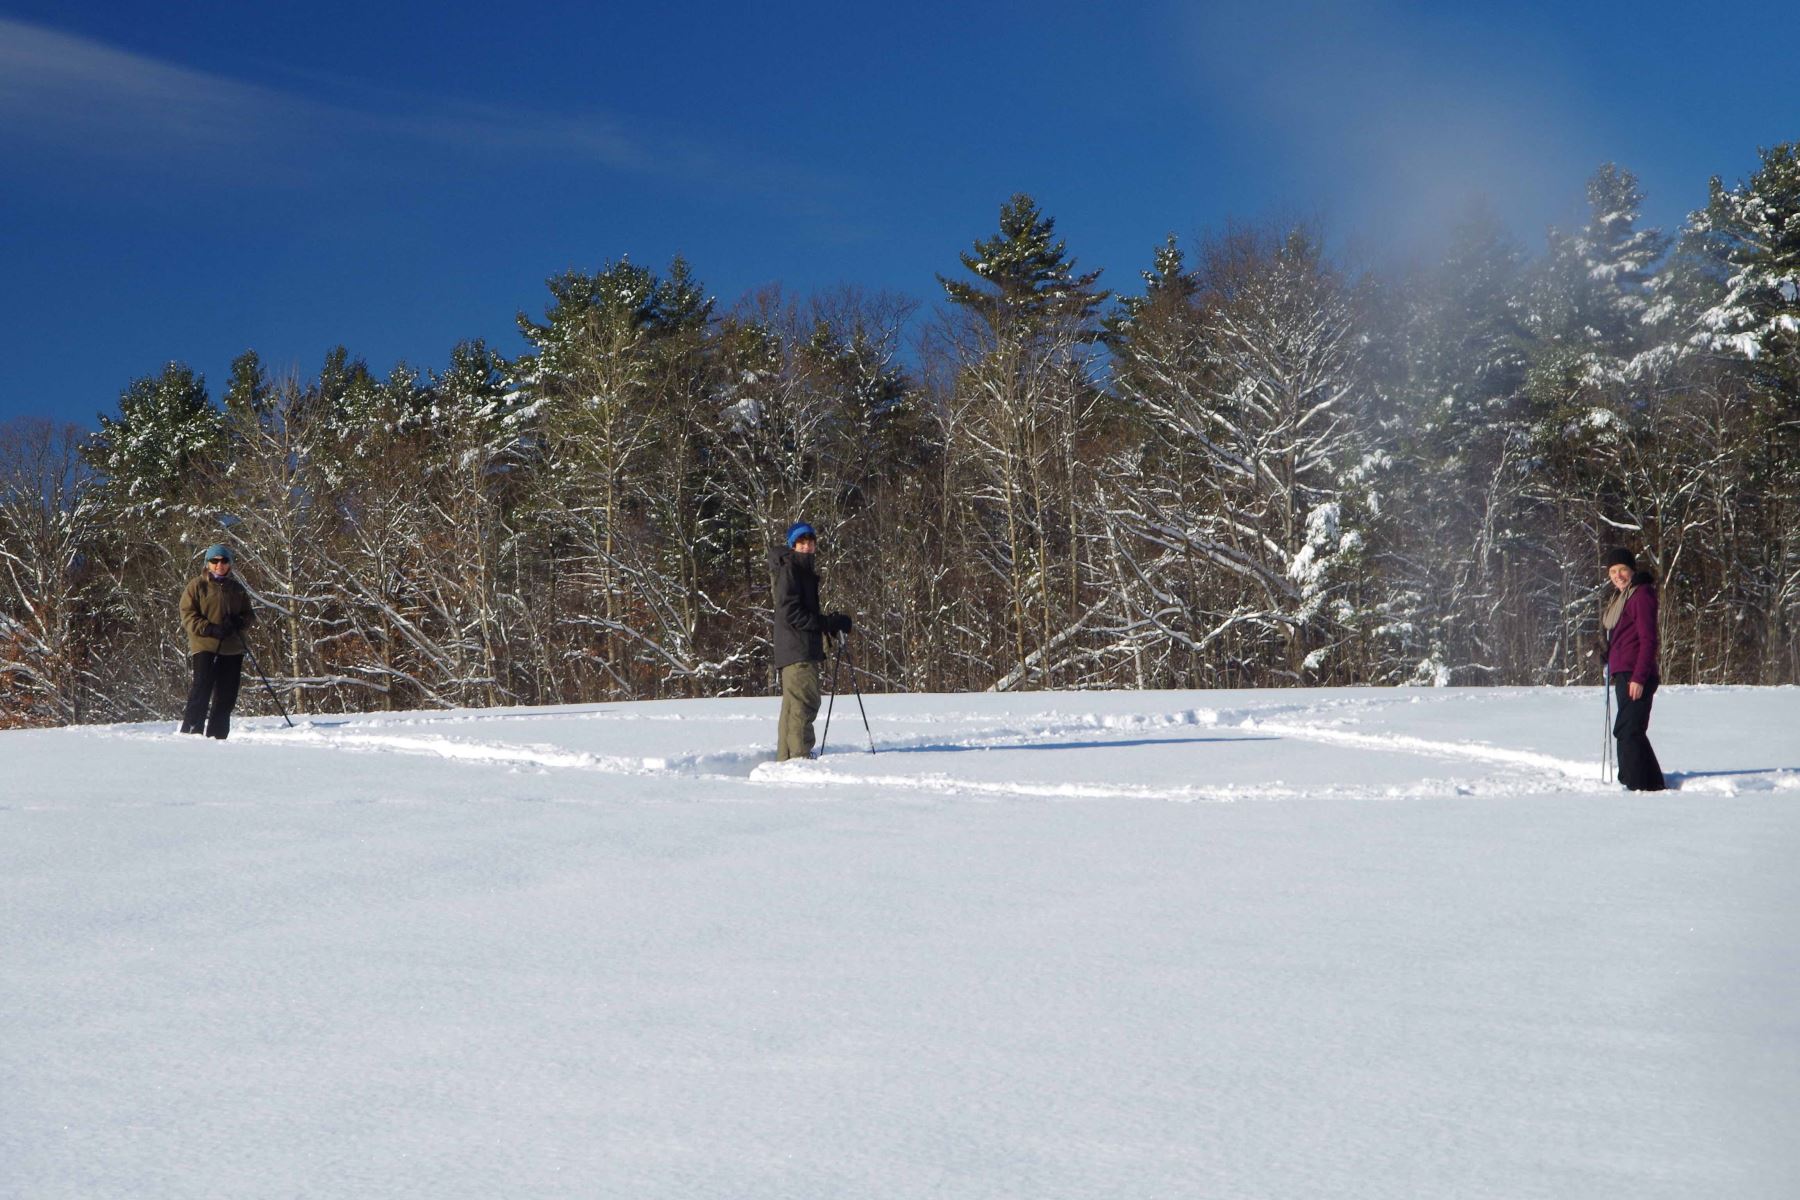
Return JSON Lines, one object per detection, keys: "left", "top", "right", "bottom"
{"left": 777, "top": 660, "right": 822, "bottom": 761}
{"left": 1611, "top": 673, "right": 1666, "bottom": 791}
{"left": 182, "top": 651, "right": 244, "bottom": 740}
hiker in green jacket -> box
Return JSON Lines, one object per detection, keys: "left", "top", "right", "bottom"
{"left": 177, "top": 544, "right": 256, "bottom": 739}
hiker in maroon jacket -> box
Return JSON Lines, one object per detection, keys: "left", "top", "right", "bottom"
{"left": 1601, "top": 547, "right": 1666, "bottom": 791}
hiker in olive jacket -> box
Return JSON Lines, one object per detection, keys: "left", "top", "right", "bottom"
{"left": 770, "top": 521, "right": 851, "bottom": 761}
{"left": 178, "top": 544, "right": 256, "bottom": 739}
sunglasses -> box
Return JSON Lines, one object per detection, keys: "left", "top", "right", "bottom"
{"left": 208, "top": 557, "right": 229, "bottom": 564}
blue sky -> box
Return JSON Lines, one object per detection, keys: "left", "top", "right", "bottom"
{"left": 1, "top": 0, "right": 1794, "bottom": 428}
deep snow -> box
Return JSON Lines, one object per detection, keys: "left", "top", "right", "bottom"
{"left": 4, "top": 685, "right": 1799, "bottom": 1198}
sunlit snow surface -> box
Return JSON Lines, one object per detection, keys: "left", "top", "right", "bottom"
{"left": 5, "top": 686, "right": 1799, "bottom": 1198}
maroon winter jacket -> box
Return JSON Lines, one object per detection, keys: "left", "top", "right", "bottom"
{"left": 1607, "top": 575, "right": 1660, "bottom": 684}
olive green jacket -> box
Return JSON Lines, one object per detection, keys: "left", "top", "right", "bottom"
{"left": 179, "top": 573, "right": 256, "bottom": 656}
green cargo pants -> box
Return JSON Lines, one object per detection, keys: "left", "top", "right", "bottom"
{"left": 777, "top": 660, "right": 822, "bottom": 761}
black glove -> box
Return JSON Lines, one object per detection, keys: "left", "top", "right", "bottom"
{"left": 823, "top": 613, "right": 853, "bottom": 636}
{"left": 202, "top": 623, "right": 228, "bottom": 639}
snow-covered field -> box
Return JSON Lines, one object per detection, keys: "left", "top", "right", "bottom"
{"left": 5, "top": 685, "right": 1799, "bottom": 1199}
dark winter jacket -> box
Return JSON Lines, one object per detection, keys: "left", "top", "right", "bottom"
{"left": 770, "top": 546, "right": 825, "bottom": 670}
{"left": 180, "top": 572, "right": 256, "bottom": 656}
{"left": 1605, "top": 572, "right": 1659, "bottom": 685}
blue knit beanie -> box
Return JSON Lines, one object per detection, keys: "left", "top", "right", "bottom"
{"left": 203, "top": 544, "right": 234, "bottom": 563}
{"left": 785, "top": 522, "right": 816, "bottom": 548}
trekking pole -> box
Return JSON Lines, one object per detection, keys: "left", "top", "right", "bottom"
{"left": 1600, "top": 664, "right": 1613, "bottom": 784}
{"left": 839, "top": 633, "right": 875, "bottom": 754}
{"left": 817, "top": 644, "right": 843, "bottom": 757}
{"left": 241, "top": 635, "right": 296, "bottom": 728}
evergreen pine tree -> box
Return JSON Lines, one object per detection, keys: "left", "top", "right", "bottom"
{"left": 223, "top": 350, "right": 274, "bottom": 421}
{"left": 1104, "top": 234, "right": 1203, "bottom": 399}
{"left": 1109, "top": 234, "right": 1198, "bottom": 333}
{"left": 936, "top": 194, "right": 1112, "bottom": 685}
{"left": 1532, "top": 163, "right": 1670, "bottom": 383}
{"left": 1382, "top": 205, "right": 1537, "bottom": 682}
{"left": 1524, "top": 165, "right": 1672, "bottom": 517}
{"left": 84, "top": 362, "right": 223, "bottom": 519}
{"left": 939, "top": 193, "right": 1108, "bottom": 335}
{"left": 1681, "top": 142, "right": 1800, "bottom": 382}
{"left": 511, "top": 257, "right": 719, "bottom": 697}
{"left": 1413, "top": 202, "right": 1533, "bottom": 443}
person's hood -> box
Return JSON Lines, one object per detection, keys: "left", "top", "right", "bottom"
{"left": 770, "top": 546, "right": 815, "bottom": 574}
{"left": 1631, "top": 569, "right": 1655, "bottom": 590}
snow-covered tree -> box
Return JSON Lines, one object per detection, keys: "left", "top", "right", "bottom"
{"left": 513, "top": 258, "right": 720, "bottom": 698}
{"left": 84, "top": 362, "right": 222, "bottom": 523}
{"left": 935, "top": 194, "right": 1111, "bottom": 688}
{"left": 1680, "top": 143, "right": 1800, "bottom": 374}
{"left": 1667, "top": 144, "right": 1800, "bottom": 680}
{"left": 938, "top": 193, "right": 1108, "bottom": 335}
{"left": 0, "top": 420, "right": 96, "bottom": 726}
{"left": 1106, "top": 227, "right": 1378, "bottom": 684}
{"left": 1531, "top": 163, "right": 1671, "bottom": 392}
{"left": 1373, "top": 204, "right": 1546, "bottom": 683}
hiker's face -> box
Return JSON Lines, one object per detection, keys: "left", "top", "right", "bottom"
{"left": 1607, "top": 564, "right": 1632, "bottom": 591}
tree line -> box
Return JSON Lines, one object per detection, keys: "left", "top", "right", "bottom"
{"left": 3, "top": 145, "right": 1796, "bottom": 727}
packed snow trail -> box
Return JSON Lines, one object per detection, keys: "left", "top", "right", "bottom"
{"left": 5, "top": 686, "right": 1799, "bottom": 1198}
{"left": 177, "top": 685, "right": 1796, "bottom": 798}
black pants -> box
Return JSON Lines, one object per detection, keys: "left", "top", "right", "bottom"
{"left": 1612, "top": 673, "right": 1666, "bottom": 791}
{"left": 182, "top": 652, "right": 244, "bottom": 739}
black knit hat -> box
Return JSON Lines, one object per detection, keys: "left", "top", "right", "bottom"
{"left": 1602, "top": 546, "right": 1636, "bottom": 570}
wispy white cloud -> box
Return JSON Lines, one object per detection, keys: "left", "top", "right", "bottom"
{"left": 1175, "top": 0, "right": 1605, "bottom": 251}
{"left": 0, "top": 16, "right": 833, "bottom": 202}
{"left": 0, "top": 17, "right": 292, "bottom": 159}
